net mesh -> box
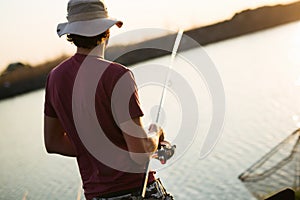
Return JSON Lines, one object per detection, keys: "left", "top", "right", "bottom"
{"left": 238, "top": 129, "right": 300, "bottom": 200}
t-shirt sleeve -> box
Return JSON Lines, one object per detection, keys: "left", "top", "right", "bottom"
{"left": 44, "top": 74, "right": 58, "bottom": 118}
{"left": 111, "top": 69, "right": 144, "bottom": 124}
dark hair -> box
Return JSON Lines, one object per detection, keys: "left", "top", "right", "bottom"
{"left": 67, "top": 30, "right": 110, "bottom": 49}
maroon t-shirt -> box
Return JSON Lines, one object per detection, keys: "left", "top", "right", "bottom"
{"left": 44, "top": 53, "right": 155, "bottom": 200}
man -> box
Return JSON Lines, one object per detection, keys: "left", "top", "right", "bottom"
{"left": 43, "top": 0, "right": 174, "bottom": 199}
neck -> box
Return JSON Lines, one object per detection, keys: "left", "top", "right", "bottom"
{"left": 76, "top": 43, "right": 106, "bottom": 58}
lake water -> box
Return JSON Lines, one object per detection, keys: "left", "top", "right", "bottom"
{"left": 1, "top": 21, "right": 300, "bottom": 200}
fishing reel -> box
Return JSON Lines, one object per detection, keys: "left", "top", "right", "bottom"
{"left": 152, "top": 141, "right": 176, "bottom": 164}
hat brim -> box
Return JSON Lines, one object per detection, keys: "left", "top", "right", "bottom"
{"left": 57, "top": 18, "right": 123, "bottom": 37}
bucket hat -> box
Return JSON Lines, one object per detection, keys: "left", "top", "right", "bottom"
{"left": 57, "top": 0, "right": 123, "bottom": 37}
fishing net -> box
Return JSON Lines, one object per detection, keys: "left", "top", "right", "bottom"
{"left": 238, "top": 129, "right": 300, "bottom": 200}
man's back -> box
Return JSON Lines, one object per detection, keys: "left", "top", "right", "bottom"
{"left": 44, "top": 53, "right": 155, "bottom": 199}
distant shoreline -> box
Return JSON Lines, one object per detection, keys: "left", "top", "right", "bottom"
{"left": 1, "top": 1, "right": 300, "bottom": 100}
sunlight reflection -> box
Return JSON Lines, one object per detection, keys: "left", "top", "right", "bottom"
{"left": 294, "top": 76, "right": 300, "bottom": 86}
{"left": 292, "top": 114, "right": 300, "bottom": 128}
{"left": 292, "top": 114, "right": 299, "bottom": 121}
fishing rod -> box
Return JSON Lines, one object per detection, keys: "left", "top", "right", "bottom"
{"left": 140, "top": 29, "right": 184, "bottom": 199}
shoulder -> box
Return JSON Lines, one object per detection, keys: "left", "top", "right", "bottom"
{"left": 106, "top": 61, "right": 131, "bottom": 76}
{"left": 48, "top": 57, "right": 73, "bottom": 80}
{"left": 103, "top": 61, "right": 134, "bottom": 82}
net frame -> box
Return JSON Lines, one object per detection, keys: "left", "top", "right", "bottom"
{"left": 238, "top": 129, "right": 300, "bottom": 199}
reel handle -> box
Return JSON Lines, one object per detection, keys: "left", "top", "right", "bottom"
{"left": 153, "top": 141, "right": 176, "bottom": 164}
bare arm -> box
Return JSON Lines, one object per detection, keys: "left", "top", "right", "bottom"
{"left": 120, "top": 117, "right": 163, "bottom": 165}
{"left": 44, "top": 116, "right": 77, "bottom": 157}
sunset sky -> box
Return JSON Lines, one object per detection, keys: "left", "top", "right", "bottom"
{"left": 0, "top": 0, "right": 298, "bottom": 72}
